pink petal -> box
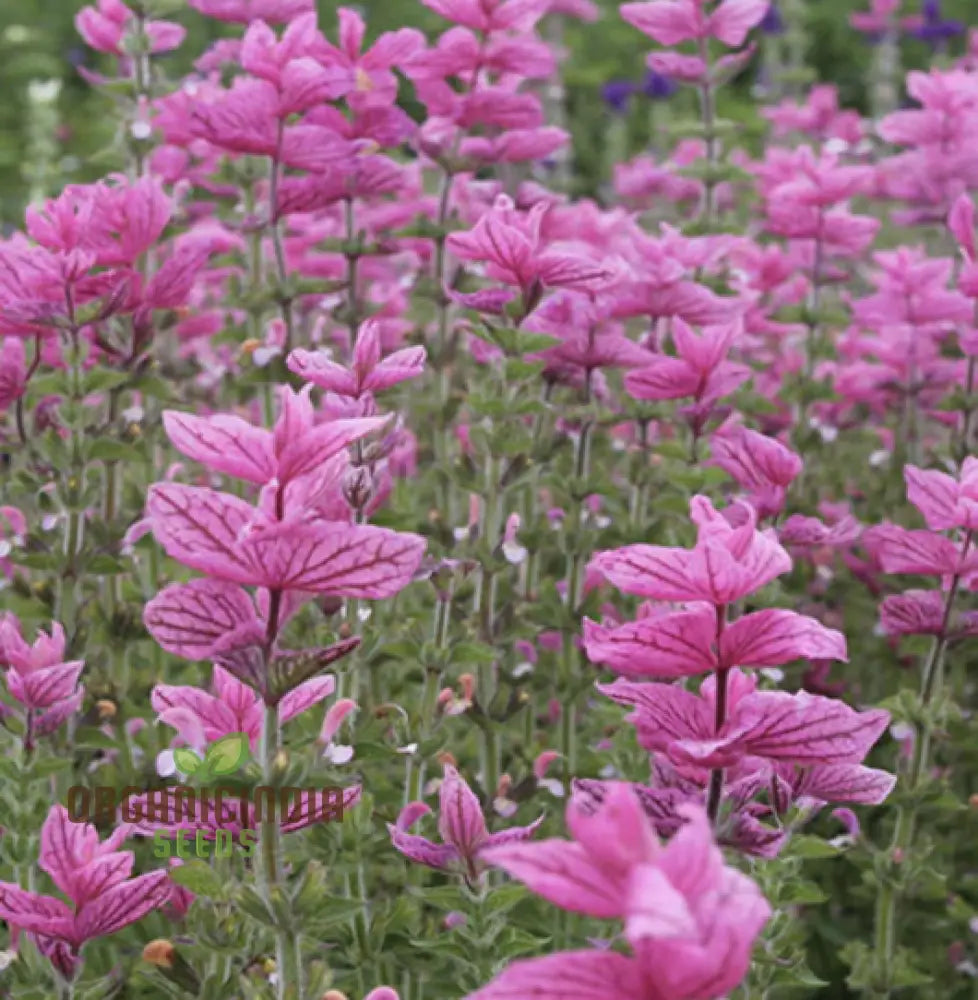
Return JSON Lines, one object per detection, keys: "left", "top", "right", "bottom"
{"left": 144, "top": 580, "right": 258, "bottom": 660}
{"left": 389, "top": 827, "right": 459, "bottom": 870}
{"left": 708, "top": 0, "right": 769, "bottom": 46}
{"left": 438, "top": 765, "right": 489, "bottom": 855}
{"left": 583, "top": 606, "right": 717, "bottom": 679}
{"left": 279, "top": 675, "right": 336, "bottom": 723}
{"left": 162, "top": 410, "right": 274, "bottom": 484}
{"left": 720, "top": 610, "right": 847, "bottom": 669}
{"left": 466, "top": 949, "right": 644, "bottom": 1000}
{"left": 238, "top": 521, "right": 426, "bottom": 597}
{"left": 620, "top": 0, "right": 700, "bottom": 45}
{"left": 74, "top": 870, "right": 171, "bottom": 942}
{"left": 480, "top": 839, "right": 626, "bottom": 918}
{"left": 147, "top": 484, "right": 258, "bottom": 584}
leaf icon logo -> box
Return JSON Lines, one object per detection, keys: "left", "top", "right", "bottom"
{"left": 173, "top": 748, "right": 203, "bottom": 775}
{"left": 204, "top": 732, "right": 251, "bottom": 776}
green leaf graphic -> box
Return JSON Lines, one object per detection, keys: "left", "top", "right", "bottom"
{"left": 173, "top": 748, "right": 203, "bottom": 775}
{"left": 204, "top": 732, "right": 250, "bottom": 775}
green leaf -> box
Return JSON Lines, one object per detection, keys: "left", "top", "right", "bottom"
{"left": 173, "top": 748, "right": 203, "bottom": 775}
{"left": 787, "top": 835, "right": 844, "bottom": 860}
{"left": 169, "top": 861, "right": 225, "bottom": 898}
{"left": 204, "top": 732, "right": 250, "bottom": 775}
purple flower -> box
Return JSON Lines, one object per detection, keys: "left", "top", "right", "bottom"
{"left": 601, "top": 79, "right": 637, "bottom": 114}
{"left": 759, "top": 1, "right": 784, "bottom": 35}
{"left": 910, "top": 0, "right": 963, "bottom": 46}
{"left": 641, "top": 69, "right": 676, "bottom": 100}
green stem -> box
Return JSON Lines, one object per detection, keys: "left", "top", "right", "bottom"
{"left": 268, "top": 129, "right": 294, "bottom": 353}
{"left": 871, "top": 536, "right": 971, "bottom": 996}
{"left": 560, "top": 416, "right": 593, "bottom": 791}
{"left": 259, "top": 702, "right": 300, "bottom": 999}
{"left": 345, "top": 197, "right": 360, "bottom": 341}
{"left": 696, "top": 36, "right": 718, "bottom": 226}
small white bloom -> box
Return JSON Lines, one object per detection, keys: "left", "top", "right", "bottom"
{"left": 502, "top": 540, "right": 528, "bottom": 565}
{"left": 539, "top": 778, "right": 564, "bottom": 798}
{"left": 869, "top": 449, "right": 890, "bottom": 467}
{"left": 512, "top": 661, "right": 534, "bottom": 679}
{"left": 253, "top": 346, "right": 281, "bottom": 367}
{"left": 156, "top": 749, "right": 177, "bottom": 778}
{"left": 890, "top": 721, "right": 914, "bottom": 742}
{"left": 396, "top": 743, "right": 418, "bottom": 755}
{"left": 28, "top": 79, "right": 61, "bottom": 103}
{"left": 131, "top": 120, "right": 152, "bottom": 140}
{"left": 323, "top": 744, "right": 354, "bottom": 765}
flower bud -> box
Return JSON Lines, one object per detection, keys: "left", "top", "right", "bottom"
{"left": 142, "top": 939, "right": 175, "bottom": 968}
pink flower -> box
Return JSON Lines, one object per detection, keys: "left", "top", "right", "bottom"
{"left": 288, "top": 320, "right": 426, "bottom": 399}
{"left": 311, "top": 8, "right": 425, "bottom": 109}
{"left": 188, "top": 0, "right": 314, "bottom": 23}
{"left": 903, "top": 460, "right": 978, "bottom": 532}
{"left": 624, "top": 318, "right": 750, "bottom": 406}
{"left": 621, "top": 0, "right": 770, "bottom": 49}
{"left": 470, "top": 784, "right": 770, "bottom": 1000}
{"left": 0, "top": 338, "right": 26, "bottom": 411}
{"left": 76, "top": 0, "right": 185, "bottom": 56}
{"left": 152, "top": 665, "right": 336, "bottom": 755}
{"left": 589, "top": 495, "right": 790, "bottom": 605}
{"left": 389, "top": 764, "right": 543, "bottom": 880}
{"left": 601, "top": 668, "right": 890, "bottom": 774}
{"left": 0, "top": 615, "right": 84, "bottom": 744}
{"left": 708, "top": 425, "right": 803, "bottom": 518}
{"left": 144, "top": 577, "right": 360, "bottom": 698}
{"left": 447, "top": 195, "right": 612, "bottom": 310}
{"left": 26, "top": 177, "right": 172, "bottom": 268}
{"left": 420, "top": 0, "right": 551, "bottom": 32}
{"left": 161, "top": 385, "right": 385, "bottom": 490}
{"left": 0, "top": 806, "right": 170, "bottom": 981}
{"left": 584, "top": 601, "right": 844, "bottom": 680}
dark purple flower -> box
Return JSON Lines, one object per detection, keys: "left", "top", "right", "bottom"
{"left": 910, "top": 0, "right": 964, "bottom": 46}
{"left": 759, "top": 1, "right": 784, "bottom": 35}
{"left": 641, "top": 69, "right": 676, "bottom": 100}
{"left": 601, "top": 79, "right": 636, "bottom": 114}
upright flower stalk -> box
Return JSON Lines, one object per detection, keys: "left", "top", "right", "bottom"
{"left": 864, "top": 464, "right": 978, "bottom": 996}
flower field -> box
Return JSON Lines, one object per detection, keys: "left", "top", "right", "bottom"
{"left": 2, "top": 0, "right": 978, "bottom": 998}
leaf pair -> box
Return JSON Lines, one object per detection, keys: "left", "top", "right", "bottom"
{"left": 173, "top": 732, "right": 250, "bottom": 782}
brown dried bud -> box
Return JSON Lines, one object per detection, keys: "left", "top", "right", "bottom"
{"left": 96, "top": 699, "right": 117, "bottom": 721}
{"left": 142, "top": 939, "right": 175, "bottom": 968}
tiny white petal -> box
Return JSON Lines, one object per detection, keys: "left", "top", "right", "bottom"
{"left": 156, "top": 749, "right": 177, "bottom": 778}
{"left": 502, "top": 541, "right": 528, "bottom": 565}
{"left": 541, "top": 778, "right": 564, "bottom": 797}
{"left": 326, "top": 744, "right": 354, "bottom": 765}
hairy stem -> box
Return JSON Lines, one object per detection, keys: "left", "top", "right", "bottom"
{"left": 871, "top": 533, "right": 971, "bottom": 996}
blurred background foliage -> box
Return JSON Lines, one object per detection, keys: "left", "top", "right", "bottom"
{"left": 0, "top": 0, "right": 973, "bottom": 224}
